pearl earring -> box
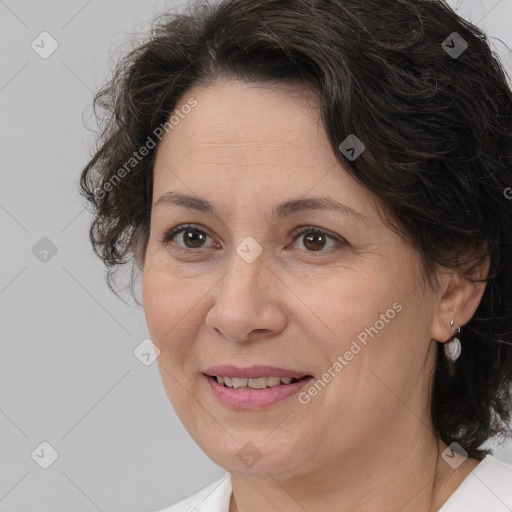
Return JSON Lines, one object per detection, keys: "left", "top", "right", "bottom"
{"left": 444, "top": 319, "right": 461, "bottom": 361}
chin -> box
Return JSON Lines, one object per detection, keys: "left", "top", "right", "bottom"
{"left": 195, "top": 434, "right": 307, "bottom": 478}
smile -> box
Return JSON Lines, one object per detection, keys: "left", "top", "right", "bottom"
{"left": 214, "top": 375, "right": 301, "bottom": 389}
{"left": 205, "top": 373, "right": 313, "bottom": 409}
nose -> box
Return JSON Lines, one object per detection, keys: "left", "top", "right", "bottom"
{"left": 205, "top": 247, "right": 287, "bottom": 344}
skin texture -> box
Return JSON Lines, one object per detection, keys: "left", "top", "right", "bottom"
{"left": 141, "top": 80, "right": 488, "bottom": 512}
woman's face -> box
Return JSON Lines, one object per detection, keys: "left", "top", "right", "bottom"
{"left": 142, "top": 79, "right": 440, "bottom": 478}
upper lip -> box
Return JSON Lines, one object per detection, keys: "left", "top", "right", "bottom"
{"left": 204, "top": 365, "right": 311, "bottom": 379}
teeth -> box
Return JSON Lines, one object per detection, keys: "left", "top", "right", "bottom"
{"left": 214, "top": 376, "right": 299, "bottom": 389}
{"left": 248, "top": 377, "right": 267, "bottom": 389}
{"left": 232, "top": 377, "right": 248, "bottom": 388}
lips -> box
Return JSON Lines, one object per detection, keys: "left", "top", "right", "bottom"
{"left": 204, "top": 364, "right": 312, "bottom": 380}
{"left": 205, "top": 371, "right": 314, "bottom": 409}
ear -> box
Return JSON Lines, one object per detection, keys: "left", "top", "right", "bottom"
{"left": 431, "top": 256, "right": 490, "bottom": 342}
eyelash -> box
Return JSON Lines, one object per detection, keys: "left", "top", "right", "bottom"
{"left": 159, "top": 224, "right": 346, "bottom": 255}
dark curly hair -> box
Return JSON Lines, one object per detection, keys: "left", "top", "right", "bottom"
{"left": 79, "top": 0, "right": 512, "bottom": 460}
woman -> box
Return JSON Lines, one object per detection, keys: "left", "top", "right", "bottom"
{"left": 79, "top": 0, "right": 512, "bottom": 510}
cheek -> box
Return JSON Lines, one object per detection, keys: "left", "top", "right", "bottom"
{"left": 314, "top": 288, "right": 429, "bottom": 422}
{"left": 142, "top": 261, "right": 198, "bottom": 353}
{"left": 142, "top": 256, "right": 221, "bottom": 380}
{"left": 300, "top": 271, "right": 392, "bottom": 351}
{"left": 143, "top": 268, "right": 174, "bottom": 336}
{"left": 298, "top": 273, "right": 410, "bottom": 400}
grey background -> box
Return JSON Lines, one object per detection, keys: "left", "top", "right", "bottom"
{"left": 1, "top": 0, "right": 511, "bottom": 511}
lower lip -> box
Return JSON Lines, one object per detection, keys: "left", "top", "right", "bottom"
{"left": 205, "top": 375, "right": 313, "bottom": 410}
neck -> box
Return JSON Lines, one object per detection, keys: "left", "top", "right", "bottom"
{"left": 229, "top": 435, "right": 478, "bottom": 512}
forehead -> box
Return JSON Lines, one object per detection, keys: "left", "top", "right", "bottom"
{"left": 151, "top": 80, "right": 377, "bottom": 222}
{"left": 154, "top": 80, "right": 325, "bottom": 165}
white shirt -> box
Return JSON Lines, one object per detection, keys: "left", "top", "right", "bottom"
{"left": 155, "top": 454, "right": 512, "bottom": 511}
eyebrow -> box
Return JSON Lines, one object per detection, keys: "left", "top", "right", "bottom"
{"left": 153, "top": 191, "right": 368, "bottom": 223}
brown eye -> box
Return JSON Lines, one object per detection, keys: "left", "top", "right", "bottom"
{"left": 163, "top": 225, "right": 214, "bottom": 250}
{"left": 291, "top": 226, "right": 345, "bottom": 253}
